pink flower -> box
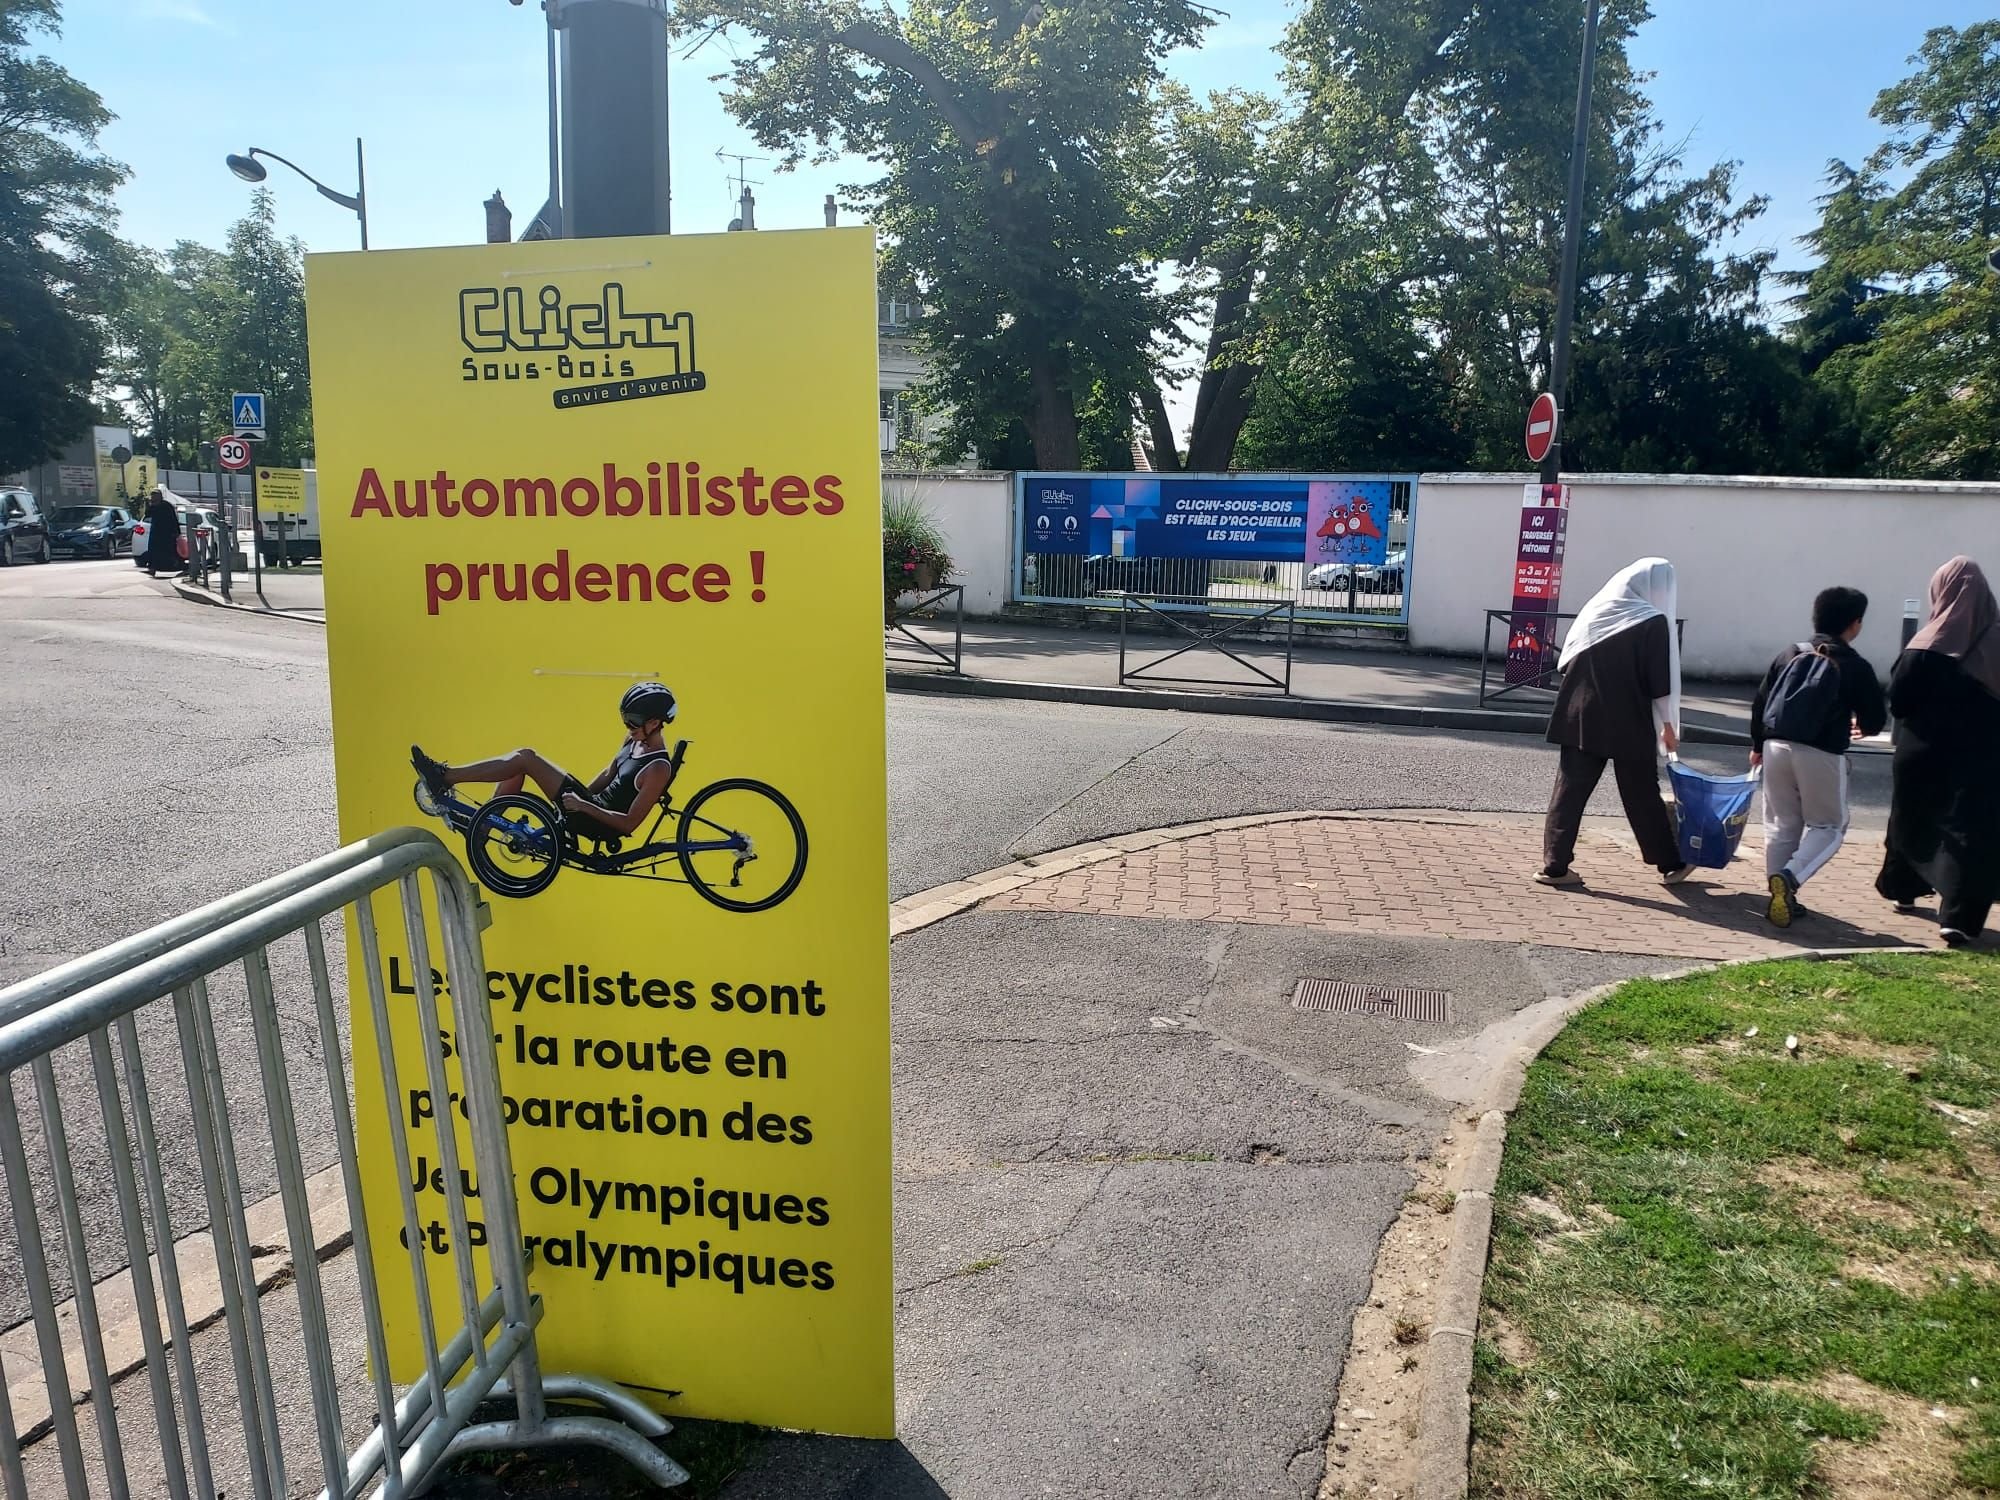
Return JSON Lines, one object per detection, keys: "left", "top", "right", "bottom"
{"left": 904, "top": 562, "right": 917, "bottom": 572}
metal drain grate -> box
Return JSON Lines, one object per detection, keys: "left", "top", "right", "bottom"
{"left": 1292, "top": 979, "right": 1451, "bottom": 1023}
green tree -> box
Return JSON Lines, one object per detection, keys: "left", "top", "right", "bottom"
{"left": 1233, "top": 289, "right": 1468, "bottom": 472}
{"left": 1252, "top": 0, "right": 1835, "bottom": 476}
{"left": 1240, "top": 0, "right": 1468, "bottom": 468}
{"left": 1796, "top": 23, "right": 2000, "bottom": 478}
{"left": 215, "top": 190, "right": 312, "bottom": 464}
{"left": 1782, "top": 163, "right": 1886, "bottom": 378}
{"left": 0, "top": 0, "right": 126, "bottom": 473}
{"left": 1139, "top": 84, "right": 1281, "bottom": 471}
{"left": 99, "top": 199, "right": 312, "bottom": 467}
{"left": 678, "top": 0, "right": 1210, "bottom": 469}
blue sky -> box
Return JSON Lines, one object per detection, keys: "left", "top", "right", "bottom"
{"left": 41, "top": 1, "right": 1995, "bottom": 280}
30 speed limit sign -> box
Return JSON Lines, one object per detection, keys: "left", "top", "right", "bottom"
{"left": 216, "top": 435, "right": 253, "bottom": 471}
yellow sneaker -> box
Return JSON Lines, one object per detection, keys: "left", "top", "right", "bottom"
{"left": 1766, "top": 872, "right": 1796, "bottom": 929}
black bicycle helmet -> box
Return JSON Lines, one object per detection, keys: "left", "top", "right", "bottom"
{"left": 620, "top": 681, "right": 677, "bottom": 724}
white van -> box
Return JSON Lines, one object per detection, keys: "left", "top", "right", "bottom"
{"left": 259, "top": 468, "right": 320, "bottom": 564}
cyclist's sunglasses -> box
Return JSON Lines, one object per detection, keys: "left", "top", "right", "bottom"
{"left": 621, "top": 712, "right": 647, "bottom": 728}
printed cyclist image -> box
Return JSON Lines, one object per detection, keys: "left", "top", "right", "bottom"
{"left": 409, "top": 681, "right": 806, "bottom": 910}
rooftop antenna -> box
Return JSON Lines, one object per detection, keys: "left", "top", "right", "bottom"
{"left": 716, "top": 147, "right": 768, "bottom": 230}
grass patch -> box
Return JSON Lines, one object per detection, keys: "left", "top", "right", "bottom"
{"left": 1472, "top": 953, "right": 2000, "bottom": 1498}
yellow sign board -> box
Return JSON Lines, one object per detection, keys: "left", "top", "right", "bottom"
{"left": 91, "top": 425, "right": 143, "bottom": 502}
{"left": 255, "top": 465, "right": 306, "bottom": 515}
{"left": 304, "top": 229, "right": 892, "bottom": 1436}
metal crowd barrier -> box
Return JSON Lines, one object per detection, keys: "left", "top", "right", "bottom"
{"left": 1117, "top": 593, "right": 1295, "bottom": 694}
{"left": 0, "top": 828, "right": 685, "bottom": 1499}
{"left": 1478, "top": 610, "right": 1687, "bottom": 707}
{"left": 886, "top": 582, "right": 966, "bottom": 672}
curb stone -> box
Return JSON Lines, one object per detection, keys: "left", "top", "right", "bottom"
{"left": 169, "top": 579, "right": 324, "bottom": 623}
{"left": 1406, "top": 948, "right": 1919, "bottom": 1500}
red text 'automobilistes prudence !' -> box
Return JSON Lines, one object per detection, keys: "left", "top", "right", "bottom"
{"left": 347, "top": 462, "right": 851, "bottom": 615}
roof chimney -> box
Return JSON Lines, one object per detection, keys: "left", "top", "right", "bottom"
{"left": 484, "top": 190, "right": 512, "bottom": 244}
{"left": 824, "top": 193, "right": 837, "bottom": 228}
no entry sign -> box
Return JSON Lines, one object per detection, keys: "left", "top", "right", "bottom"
{"left": 1524, "top": 392, "right": 1558, "bottom": 465}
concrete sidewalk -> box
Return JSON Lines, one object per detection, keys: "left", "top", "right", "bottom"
{"left": 725, "top": 810, "right": 1943, "bottom": 1498}
{"left": 17, "top": 808, "right": 1944, "bottom": 1498}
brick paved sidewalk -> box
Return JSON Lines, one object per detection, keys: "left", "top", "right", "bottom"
{"left": 988, "top": 813, "right": 1942, "bottom": 962}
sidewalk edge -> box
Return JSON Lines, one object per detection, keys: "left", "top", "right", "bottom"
{"left": 169, "top": 579, "right": 325, "bottom": 623}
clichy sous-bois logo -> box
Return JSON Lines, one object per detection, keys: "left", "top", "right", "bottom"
{"left": 459, "top": 281, "right": 707, "bottom": 411}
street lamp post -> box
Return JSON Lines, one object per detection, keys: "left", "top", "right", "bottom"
{"left": 225, "top": 138, "right": 369, "bottom": 249}
{"left": 1540, "top": 0, "right": 1602, "bottom": 485}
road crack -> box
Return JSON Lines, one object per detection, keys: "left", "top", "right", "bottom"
{"left": 1006, "top": 724, "right": 1191, "bottom": 859}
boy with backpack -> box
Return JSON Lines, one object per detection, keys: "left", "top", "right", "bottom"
{"left": 1750, "top": 586, "right": 1888, "bottom": 927}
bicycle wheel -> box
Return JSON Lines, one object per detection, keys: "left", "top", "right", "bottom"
{"left": 676, "top": 779, "right": 807, "bottom": 912}
{"left": 465, "top": 793, "right": 563, "bottom": 899}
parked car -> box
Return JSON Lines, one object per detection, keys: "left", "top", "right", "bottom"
{"left": 1307, "top": 549, "right": 1407, "bottom": 594}
{"left": 48, "top": 504, "right": 138, "bottom": 559}
{"left": 1080, "top": 553, "right": 1152, "bottom": 594}
{"left": 131, "top": 505, "right": 250, "bottom": 573}
{"left": 0, "top": 487, "right": 51, "bottom": 566}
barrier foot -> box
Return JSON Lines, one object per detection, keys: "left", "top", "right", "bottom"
{"left": 442, "top": 1413, "right": 691, "bottom": 1488}
{"left": 491, "top": 1373, "right": 673, "bottom": 1438}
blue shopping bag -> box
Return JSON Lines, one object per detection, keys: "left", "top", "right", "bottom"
{"left": 1666, "top": 757, "right": 1759, "bottom": 870}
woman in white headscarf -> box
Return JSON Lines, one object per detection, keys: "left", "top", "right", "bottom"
{"left": 1537, "top": 558, "right": 1692, "bottom": 886}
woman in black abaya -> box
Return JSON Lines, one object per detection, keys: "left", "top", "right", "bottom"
{"left": 1876, "top": 556, "right": 2000, "bottom": 945}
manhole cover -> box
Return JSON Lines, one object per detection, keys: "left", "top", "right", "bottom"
{"left": 1292, "top": 979, "right": 1451, "bottom": 1023}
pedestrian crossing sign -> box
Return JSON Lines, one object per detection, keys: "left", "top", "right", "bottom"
{"left": 231, "top": 392, "right": 266, "bottom": 439}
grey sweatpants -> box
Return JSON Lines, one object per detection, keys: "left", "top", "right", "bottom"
{"left": 1762, "top": 740, "right": 1849, "bottom": 885}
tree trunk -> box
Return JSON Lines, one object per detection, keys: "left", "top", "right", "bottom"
{"left": 1138, "top": 385, "right": 1183, "bottom": 471}
{"left": 1183, "top": 246, "right": 1261, "bottom": 471}
{"left": 1184, "top": 364, "right": 1259, "bottom": 471}
{"left": 1027, "top": 355, "right": 1082, "bottom": 469}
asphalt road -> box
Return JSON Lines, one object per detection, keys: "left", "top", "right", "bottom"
{"left": 3, "top": 560, "right": 1867, "bottom": 972}
{"left": 0, "top": 559, "right": 1899, "bottom": 1466}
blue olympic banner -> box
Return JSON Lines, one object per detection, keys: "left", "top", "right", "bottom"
{"left": 1020, "top": 473, "right": 1403, "bottom": 566}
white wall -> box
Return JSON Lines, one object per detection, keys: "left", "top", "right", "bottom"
{"left": 1410, "top": 473, "right": 2000, "bottom": 677}
{"left": 885, "top": 470, "right": 1013, "bottom": 615}
{"left": 881, "top": 467, "right": 2000, "bottom": 675}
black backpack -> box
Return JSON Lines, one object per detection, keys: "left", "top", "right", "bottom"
{"left": 1764, "top": 642, "right": 1842, "bottom": 743}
